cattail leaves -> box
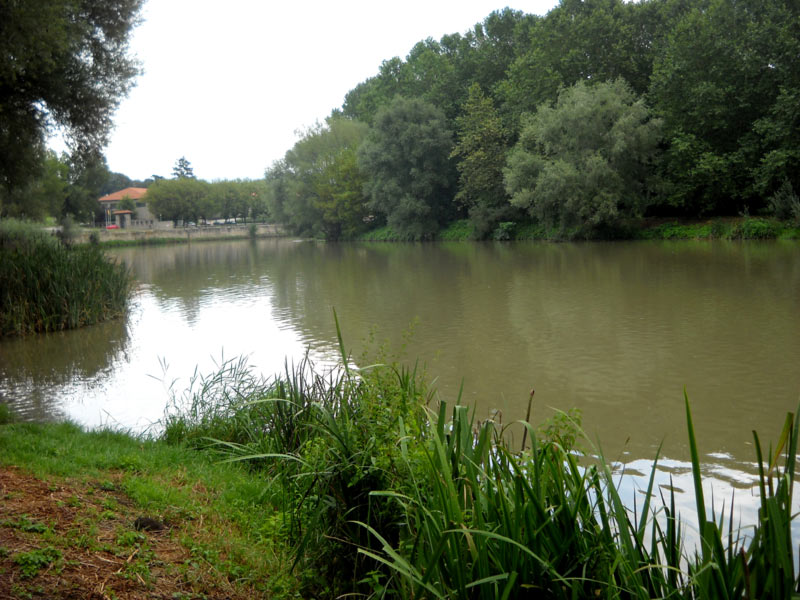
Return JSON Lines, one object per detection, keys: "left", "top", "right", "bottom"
{"left": 162, "top": 333, "right": 800, "bottom": 598}
{"left": 1, "top": 221, "right": 132, "bottom": 336}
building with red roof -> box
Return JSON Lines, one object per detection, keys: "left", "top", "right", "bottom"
{"left": 98, "top": 187, "right": 153, "bottom": 228}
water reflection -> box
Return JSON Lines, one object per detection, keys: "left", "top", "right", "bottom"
{"left": 1, "top": 238, "right": 798, "bottom": 475}
{"left": 0, "top": 316, "right": 129, "bottom": 421}
{"left": 1, "top": 237, "right": 798, "bottom": 552}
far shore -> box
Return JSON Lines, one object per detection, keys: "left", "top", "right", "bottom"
{"left": 70, "top": 222, "right": 287, "bottom": 245}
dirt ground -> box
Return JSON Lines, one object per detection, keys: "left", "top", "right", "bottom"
{"left": 0, "top": 466, "right": 257, "bottom": 599}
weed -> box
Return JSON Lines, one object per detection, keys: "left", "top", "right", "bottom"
{"left": 116, "top": 529, "right": 147, "bottom": 547}
{"left": 0, "top": 219, "right": 132, "bottom": 336}
{"left": 12, "top": 546, "right": 62, "bottom": 579}
{"left": 0, "top": 403, "right": 13, "bottom": 424}
{"left": 3, "top": 515, "right": 49, "bottom": 534}
{"left": 731, "top": 217, "right": 780, "bottom": 239}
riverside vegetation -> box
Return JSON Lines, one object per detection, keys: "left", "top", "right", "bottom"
{"left": 0, "top": 219, "right": 132, "bottom": 337}
{"left": 2, "top": 321, "right": 798, "bottom": 598}
{"left": 5, "top": 2, "right": 800, "bottom": 246}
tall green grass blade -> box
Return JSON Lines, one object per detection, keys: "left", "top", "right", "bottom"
{"left": 685, "top": 391, "right": 708, "bottom": 549}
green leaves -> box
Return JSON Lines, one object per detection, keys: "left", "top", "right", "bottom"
{"left": 451, "top": 84, "right": 516, "bottom": 238}
{"left": 505, "top": 79, "right": 662, "bottom": 233}
{"left": 0, "top": 0, "right": 143, "bottom": 191}
{"left": 358, "top": 96, "right": 456, "bottom": 240}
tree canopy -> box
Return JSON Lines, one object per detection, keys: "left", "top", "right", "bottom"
{"left": 0, "top": 0, "right": 144, "bottom": 193}
{"left": 505, "top": 79, "right": 663, "bottom": 233}
{"left": 269, "top": 0, "right": 800, "bottom": 239}
{"left": 358, "top": 97, "right": 456, "bottom": 239}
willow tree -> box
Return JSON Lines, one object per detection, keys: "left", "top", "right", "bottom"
{"left": 505, "top": 79, "right": 662, "bottom": 234}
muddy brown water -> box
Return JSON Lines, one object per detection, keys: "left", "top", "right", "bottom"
{"left": 2, "top": 238, "right": 799, "bottom": 526}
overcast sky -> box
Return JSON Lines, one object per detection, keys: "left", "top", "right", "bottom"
{"left": 85, "top": 0, "right": 559, "bottom": 182}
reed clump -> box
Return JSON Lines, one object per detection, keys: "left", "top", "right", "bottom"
{"left": 0, "top": 218, "right": 132, "bottom": 336}
{"left": 162, "top": 320, "right": 800, "bottom": 599}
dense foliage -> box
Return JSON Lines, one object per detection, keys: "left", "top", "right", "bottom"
{"left": 163, "top": 337, "right": 800, "bottom": 599}
{"left": 146, "top": 175, "right": 269, "bottom": 226}
{"left": 505, "top": 79, "right": 662, "bottom": 234}
{"left": 0, "top": 0, "right": 143, "bottom": 193}
{"left": 0, "top": 219, "right": 132, "bottom": 336}
{"left": 266, "top": 0, "right": 800, "bottom": 240}
{"left": 358, "top": 97, "right": 457, "bottom": 239}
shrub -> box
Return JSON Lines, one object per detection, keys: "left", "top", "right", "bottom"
{"left": 731, "top": 217, "right": 779, "bottom": 239}
{"left": 0, "top": 220, "right": 132, "bottom": 336}
{"left": 768, "top": 180, "right": 800, "bottom": 224}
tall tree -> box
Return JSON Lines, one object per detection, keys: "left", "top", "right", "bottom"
{"left": 451, "top": 84, "right": 516, "bottom": 237}
{"left": 505, "top": 79, "right": 662, "bottom": 233}
{"left": 271, "top": 118, "right": 370, "bottom": 238}
{"left": 0, "top": 0, "right": 143, "bottom": 191}
{"left": 358, "top": 97, "right": 456, "bottom": 239}
{"left": 651, "top": 0, "right": 800, "bottom": 214}
{"left": 172, "top": 157, "right": 196, "bottom": 179}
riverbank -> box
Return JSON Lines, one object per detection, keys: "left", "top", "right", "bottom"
{"left": 2, "top": 346, "right": 798, "bottom": 599}
{"left": 0, "top": 419, "right": 301, "bottom": 599}
{"left": 0, "top": 220, "right": 132, "bottom": 337}
{"left": 356, "top": 216, "right": 800, "bottom": 242}
{"left": 73, "top": 223, "right": 287, "bottom": 246}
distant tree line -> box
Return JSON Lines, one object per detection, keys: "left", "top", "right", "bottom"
{"left": 146, "top": 160, "right": 269, "bottom": 226}
{"left": 265, "top": 0, "right": 800, "bottom": 239}
{"left": 0, "top": 151, "right": 153, "bottom": 223}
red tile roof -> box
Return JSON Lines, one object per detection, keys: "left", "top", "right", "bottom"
{"left": 99, "top": 187, "right": 148, "bottom": 202}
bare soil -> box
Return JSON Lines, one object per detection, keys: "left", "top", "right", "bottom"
{"left": 0, "top": 466, "right": 260, "bottom": 599}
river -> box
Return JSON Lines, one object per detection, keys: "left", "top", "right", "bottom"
{"left": 2, "top": 238, "right": 799, "bottom": 521}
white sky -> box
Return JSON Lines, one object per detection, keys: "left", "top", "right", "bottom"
{"left": 94, "top": 0, "right": 559, "bottom": 181}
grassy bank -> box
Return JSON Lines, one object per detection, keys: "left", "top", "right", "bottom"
{"left": 0, "top": 420, "right": 302, "bottom": 599}
{"left": 355, "top": 217, "right": 800, "bottom": 242}
{"left": 3, "top": 327, "right": 797, "bottom": 598}
{"left": 0, "top": 219, "right": 132, "bottom": 337}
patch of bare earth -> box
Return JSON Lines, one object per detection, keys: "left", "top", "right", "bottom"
{"left": 0, "top": 466, "right": 261, "bottom": 599}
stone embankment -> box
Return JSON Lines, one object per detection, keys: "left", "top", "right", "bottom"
{"left": 74, "top": 223, "right": 286, "bottom": 244}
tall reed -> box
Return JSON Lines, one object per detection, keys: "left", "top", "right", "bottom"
{"left": 162, "top": 324, "right": 800, "bottom": 598}
{"left": 0, "top": 219, "right": 132, "bottom": 336}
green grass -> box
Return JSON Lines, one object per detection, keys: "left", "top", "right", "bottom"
{"left": 354, "top": 224, "right": 407, "bottom": 241}
{"left": 438, "top": 219, "right": 476, "bottom": 241}
{"left": 3, "top": 321, "right": 799, "bottom": 597}
{"left": 0, "top": 420, "right": 304, "bottom": 596}
{"left": 154, "top": 323, "right": 800, "bottom": 598}
{"left": 0, "top": 218, "right": 132, "bottom": 336}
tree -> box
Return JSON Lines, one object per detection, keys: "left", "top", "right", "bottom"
{"left": 172, "top": 157, "right": 195, "bottom": 179}
{"left": 358, "top": 97, "right": 456, "bottom": 239}
{"left": 64, "top": 153, "right": 111, "bottom": 222}
{"left": 117, "top": 196, "right": 137, "bottom": 219}
{"left": 650, "top": 0, "right": 800, "bottom": 214}
{"left": 505, "top": 79, "right": 662, "bottom": 233}
{"left": 146, "top": 177, "right": 208, "bottom": 226}
{"left": 269, "top": 118, "right": 370, "bottom": 238}
{"left": 314, "top": 146, "right": 370, "bottom": 239}
{"left": 0, "top": 0, "right": 143, "bottom": 191}
{"left": 451, "top": 83, "right": 516, "bottom": 237}
{"left": 0, "top": 151, "right": 111, "bottom": 222}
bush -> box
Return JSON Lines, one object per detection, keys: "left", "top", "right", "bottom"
{"left": 768, "top": 180, "right": 800, "bottom": 224}
{"left": 0, "top": 219, "right": 132, "bottom": 336}
{"left": 731, "top": 217, "right": 780, "bottom": 239}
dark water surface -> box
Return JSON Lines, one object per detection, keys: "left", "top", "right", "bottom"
{"left": 2, "top": 239, "right": 799, "bottom": 494}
